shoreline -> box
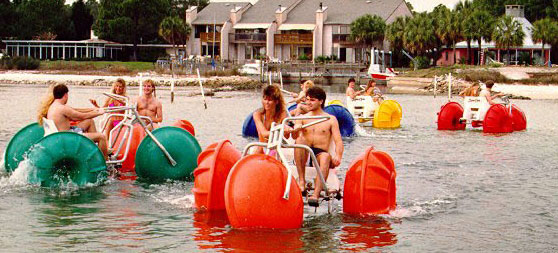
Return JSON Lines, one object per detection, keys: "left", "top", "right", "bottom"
{"left": 1, "top": 70, "right": 558, "bottom": 99}
{"left": 0, "top": 70, "right": 263, "bottom": 91}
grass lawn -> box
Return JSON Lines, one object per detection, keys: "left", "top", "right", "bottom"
{"left": 40, "top": 60, "right": 156, "bottom": 72}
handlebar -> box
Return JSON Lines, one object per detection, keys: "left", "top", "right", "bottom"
{"left": 103, "top": 92, "right": 129, "bottom": 105}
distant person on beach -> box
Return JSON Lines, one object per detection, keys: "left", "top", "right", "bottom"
{"left": 42, "top": 84, "right": 109, "bottom": 158}
{"left": 291, "top": 86, "right": 344, "bottom": 207}
{"left": 90, "top": 78, "right": 128, "bottom": 137}
{"left": 136, "top": 79, "right": 163, "bottom": 129}
{"left": 459, "top": 82, "right": 480, "bottom": 97}
{"left": 253, "top": 85, "right": 293, "bottom": 154}
{"left": 479, "top": 80, "right": 503, "bottom": 105}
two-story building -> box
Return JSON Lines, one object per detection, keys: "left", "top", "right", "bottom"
{"left": 186, "top": 0, "right": 411, "bottom": 63}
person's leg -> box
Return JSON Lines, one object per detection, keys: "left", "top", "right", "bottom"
{"left": 294, "top": 137, "right": 309, "bottom": 191}
{"left": 104, "top": 118, "right": 115, "bottom": 139}
{"left": 311, "top": 152, "right": 331, "bottom": 200}
{"left": 84, "top": 132, "right": 108, "bottom": 159}
{"left": 77, "top": 119, "right": 98, "bottom": 133}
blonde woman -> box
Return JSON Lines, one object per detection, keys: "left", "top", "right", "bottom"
{"left": 89, "top": 78, "right": 128, "bottom": 136}
{"left": 290, "top": 80, "right": 314, "bottom": 116}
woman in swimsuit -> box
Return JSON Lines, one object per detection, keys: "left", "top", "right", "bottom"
{"left": 253, "top": 84, "right": 293, "bottom": 154}
{"left": 90, "top": 78, "right": 128, "bottom": 137}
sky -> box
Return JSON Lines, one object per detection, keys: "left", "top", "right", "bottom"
{"left": 407, "top": 0, "right": 463, "bottom": 12}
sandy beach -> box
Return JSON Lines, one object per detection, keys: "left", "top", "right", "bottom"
{"left": 1, "top": 70, "right": 558, "bottom": 99}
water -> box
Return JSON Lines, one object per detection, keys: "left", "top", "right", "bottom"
{"left": 1, "top": 84, "right": 557, "bottom": 251}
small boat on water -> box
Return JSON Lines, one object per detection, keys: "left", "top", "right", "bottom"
{"left": 367, "top": 48, "right": 397, "bottom": 80}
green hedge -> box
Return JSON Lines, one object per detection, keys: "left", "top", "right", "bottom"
{"left": 0, "top": 56, "right": 41, "bottom": 70}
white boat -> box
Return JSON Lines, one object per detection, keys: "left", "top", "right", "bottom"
{"left": 367, "top": 48, "right": 396, "bottom": 80}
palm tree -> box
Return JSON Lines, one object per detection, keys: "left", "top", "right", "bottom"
{"left": 403, "top": 12, "right": 436, "bottom": 57}
{"left": 456, "top": 0, "right": 474, "bottom": 64}
{"left": 532, "top": 18, "right": 557, "bottom": 65}
{"left": 159, "top": 16, "right": 192, "bottom": 56}
{"left": 492, "top": 15, "right": 525, "bottom": 65}
{"left": 433, "top": 5, "right": 458, "bottom": 65}
{"left": 447, "top": 10, "right": 463, "bottom": 65}
{"left": 463, "top": 10, "right": 494, "bottom": 65}
{"left": 386, "top": 16, "right": 408, "bottom": 51}
{"left": 430, "top": 5, "right": 451, "bottom": 66}
{"left": 350, "top": 14, "right": 386, "bottom": 61}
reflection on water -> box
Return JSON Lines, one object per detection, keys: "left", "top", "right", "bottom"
{"left": 194, "top": 210, "right": 304, "bottom": 252}
{"left": 340, "top": 215, "right": 398, "bottom": 251}
{"left": 192, "top": 210, "right": 397, "bottom": 252}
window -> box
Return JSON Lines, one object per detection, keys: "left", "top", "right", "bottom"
{"left": 245, "top": 45, "right": 252, "bottom": 59}
{"left": 340, "top": 25, "right": 349, "bottom": 34}
{"left": 332, "top": 25, "right": 340, "bottom": 34}
{"left": 195, "top": 26, "right": 204, "bottom": 38}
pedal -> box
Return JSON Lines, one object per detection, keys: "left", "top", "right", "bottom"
{"left": 335, "top": 191, "right": 343, "bottom": 200}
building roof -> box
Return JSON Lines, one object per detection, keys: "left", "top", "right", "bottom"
{"left": 455, "top": 17, "right": 549, "bottom": 49}
{"left": 237, "top": 0, "right": 298, "bottom": 24}
{"left": 283, "top": 0, "right": 407, "bottom": 25}
{"left": 192, "top": 2, "right": 250, "bottom": 25}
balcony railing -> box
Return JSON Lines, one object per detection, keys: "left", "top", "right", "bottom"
{"left": 274, "top": 33, "right": 313, "bottom": 45}
{"left": 229, "top": 33, "right": 267, "bottom": 43}
{"left": 332, "top": 34, "right": 352, "bottom": 44}
{"left": 200, "top": 32, "right": 221, "bottom": 43}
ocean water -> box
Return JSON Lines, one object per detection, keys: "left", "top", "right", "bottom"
{"left": 0, "top": 84, "right": 557, "bottom": 252}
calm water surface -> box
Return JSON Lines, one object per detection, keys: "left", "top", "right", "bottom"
{"left": 0, "top": 84, "right": 557, "bottom": 252}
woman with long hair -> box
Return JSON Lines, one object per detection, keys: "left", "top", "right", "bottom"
{"left": 37, "top": 85, "right": 55, "bottom": 125}
{"left": 253, "top": 84, "right": 291, "bottom": 154}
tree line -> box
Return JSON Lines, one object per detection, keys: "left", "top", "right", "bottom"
{"left": 0, "top": 0, "right": 97, "bottom": 40}
{"left": 352, "top": 0, "right": 558, "bottom": 67}
{"left": 1, "top": 0, "right": 206, "bottom": 61}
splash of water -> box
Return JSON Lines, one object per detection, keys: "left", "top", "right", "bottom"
{"left": 388, "top": 197, "right": 457, "bottom": 219}
{"left": 0, "top": 159, "right": 34, "bottom": 190}
{"left": 354, "top": 124, "right": 374, "bottom": 137}
{"left": 149, "top": 181, "right": 195, "bottom": 209}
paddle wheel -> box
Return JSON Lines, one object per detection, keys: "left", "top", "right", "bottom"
{"left": 437, "top": 96, "right": 526, "bottom": 133}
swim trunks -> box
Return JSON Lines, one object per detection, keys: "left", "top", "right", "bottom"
{"left": 69, "top": 126, "right": 84, "bottom": 134}
{"left": 310, "top": 147, "right": 326, "bottom": 156}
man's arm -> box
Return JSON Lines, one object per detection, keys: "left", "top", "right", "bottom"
{"left": 330, "top": 118, "right": 344, "bottom": 167}
{"left": 485, "top": 93, "right": 502, "bottom": 105}
{"left": 64, "top": 106, "right": 104, "bottom": 121}
{"left": 347, "top": 88, "right": 361, "bottom": 100}
{"left": 153, "top": 101, "right": 163, "bottom": 123}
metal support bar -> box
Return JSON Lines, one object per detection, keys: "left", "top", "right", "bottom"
{"left": 131, "top": 109, "right": 177, "bottom": 166}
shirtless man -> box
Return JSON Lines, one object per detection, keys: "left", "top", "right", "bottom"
{"left": 291, "top": 86, "right": 344, "bottom": 206}
{"left": 137, "top": 79, "right": 163, "bottom": 128}
{"left": 480, "top": 80, "right": 503, "bottom": 105}
{"left": 46, "top": 84, "right": 109, "bottom": 158}
{"left": 345, "top": 77, "right": 364, "bottom": 100}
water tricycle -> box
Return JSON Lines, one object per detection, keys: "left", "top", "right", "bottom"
{"left": 341, "top": 95, "right": 402, "bottom": 128}
{"left": 195, "top": 114, "right": 397, "bottom": 229}
{"left": 3, "top": 92, "right": 201, "bottom": 186}
{"left": 437, "top": 95, "right": 526, "bottom": 133}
